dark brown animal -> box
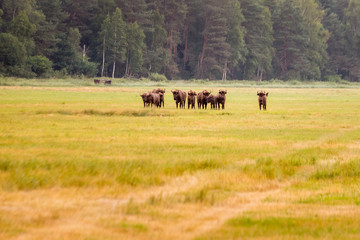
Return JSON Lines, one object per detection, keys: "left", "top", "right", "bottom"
{"left": 197, "top": 90, "right": 211, "bottom": 109}
{"left": 187, "top": 90, "right": 197, "bottom": 109}
{"left": 140, "top": 92, "right": 151, "bottom": 107}
{"left": 152, "top": 88, "right": 166, "bottom": 107}
{"left": 216, "top": 89, "right": 227, "bottom": 110}
{"left": 149, "top": 92, "right": 162, "bottom": 108}
{"left": 94, "top": 79, "right": 100, "bottom": 84}
{"left": 257, "top": 91, "right": 268, "bottom": 110}
{"left": 171, "top": 89, "right": 187, "bottom": 108}
{"left": 104, "top": 80, "right": 111, "bottom": 85}
{"left": 206, "top": 94, "right": 217, "bottom": 109}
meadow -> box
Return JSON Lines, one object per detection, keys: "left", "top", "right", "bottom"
{"left": 0, "top": 80, "right": 360, "bottom": 240}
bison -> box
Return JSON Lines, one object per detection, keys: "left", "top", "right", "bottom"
{"left": 187, "top": 90, "right": 197, "bottom": 109}
{"left": 140, "top": 92, "right": 151, "bottom": 107}
{"left": 197, "top": 90, "right": 211, "bottom": 109}
{"left": 257, "top": 91, "right": 268, "bottom": 110}
{"left": 206, "top": 94, "right": 217, "bottom": 109}
{"left": 216, "top": 90, "right": 227, "bottom": 110}
{"left": 94, "top": 79, "right": 100, "bottom": 84}
{"left": 152, "top": 88, "right": 166, "bottom": 107}
{"left": 149, "top": 92, "right": 163, "bottom": 108}
{"left": 171, "top": 89, "right": 187, "bottom": 108}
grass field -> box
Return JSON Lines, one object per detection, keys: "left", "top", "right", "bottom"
{"left": 1, "top": 83, "right": 360, "bottom": 240}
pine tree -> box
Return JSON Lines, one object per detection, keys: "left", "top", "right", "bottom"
{"left": 344, "top": 0, "right": 360, "bottom": 81}
{"left": 272, "top": 0, "right": 309, "bottom": 80}
{"left": 8, "top": 10, "right": 36, "bottom": 55}
{"left": 239, "top": 0, "right": 274, "bottom": 80}
{"left": 33, "top": 0, "right": 68, "bottom": 59}
{"left": 125, "top": 22, "right": 145, "bottom": 77}
{"left": 155, "top": 0, "right": 187, "bottom": 79}
{"left": 144, "top": 10, "right": 167, "bottom": 75}
{"left": 223, "top": 0, "right": 246, "bottom": 80}
{"left": 99, "top": 8, "right": 127, "bottom": 78}
{"left": 322, "top": 12, "right": 346, "bottom": 77}
{"left": 196, "top": 0, "right": 233, "bottom": 80}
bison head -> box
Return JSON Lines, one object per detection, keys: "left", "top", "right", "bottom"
{"left": 206, "top": 94, "right": 215, "bottom": 102}
{"left": 257, "top": 91, "right": 268, "bottom": 97}
{"left": 140, "top": 92, "right": 149, "bottom": 101}
{"left": 188, "top": 90, "right": 197, "bottom": 96}
{"left": 203, "top": 90, "right": 211, "bottom": 97}
{"left": 219, "top": 89, "right": 227, "bottom": 95}
{"left": 171, "top": 89, "right": 180, "bottom": 100}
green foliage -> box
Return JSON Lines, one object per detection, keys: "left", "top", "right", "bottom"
{"left": 0, "top": 0, "right": 360, "bottom": 81}
{"left": 125, "top": 22, "right": 145, "bottom": 77}
{"left": 0, "top": 33, "right": 27, "bottom": 75}
{"left": 149, "top": 73, "right": 167, "bottom": 82}
{"left": 27, "top": 55, "right": 53, "bottom": 77}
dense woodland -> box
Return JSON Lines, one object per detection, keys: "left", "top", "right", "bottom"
{"left": 0, "top": 0, "right": 359, "bottom": 81}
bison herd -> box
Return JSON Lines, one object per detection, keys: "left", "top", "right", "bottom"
{"left": 140, "top": 88, "right": 269, "bottom": 110}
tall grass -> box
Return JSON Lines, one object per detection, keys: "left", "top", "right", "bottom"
{"left": 1, "top": 86, "right": 360, "bottom": 239}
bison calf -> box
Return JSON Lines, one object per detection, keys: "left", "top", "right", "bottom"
{"left": 188, "top": 90, "right": 197, "bottom": 109}
{"left": 206, "top": 94, "right": 217, "bottom": 109}
{"left": 257, "top": 91, "right": 269, "bottom": 110}
{"left": 216, "top": 90, "right": 227, "bottom": 110}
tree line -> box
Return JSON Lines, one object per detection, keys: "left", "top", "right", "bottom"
{"left": 0, "top": 0, "right": 359, "bottom": 81}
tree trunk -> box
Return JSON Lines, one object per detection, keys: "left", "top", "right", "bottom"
{"left": 125, "top": 56, "right": 130, "bottom": 77}
{"left": 112, "top": 61, "right": 115, "bottom": 78}
{"left": 222, "top": 61, "right": 228, "bottom": 81}
{"left": 112, "top": 27, "right": 117, "bottom": 79}
{"left": 183, "top": 21, "right": 189, "bottom": 69}
{"left": 82, "top": 44, "right": 86, "bottom": 62}
{"left": 101, "top": 36, "right": 105, "bottom": 77}
{"left": 198, "top": 15, "right": 209, "bottom": 79}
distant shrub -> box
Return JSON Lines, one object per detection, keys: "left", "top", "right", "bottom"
{"left": 27, "top": 55, "right": 53, "bottom": 77}
{"left": 149, "top": 73, "right": 167, "bottom": 82}
{"left": 324, "top": 75, "right": 343, "bottom": 83}
{"left": 140, "top": 77, "right": 150, "bottom": 82}
{"left": 288, "top": 80, "right": 302, "bottom": 85}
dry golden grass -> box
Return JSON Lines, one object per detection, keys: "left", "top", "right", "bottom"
{"left": 1, "top": 86, "right": 360, "bottom": 239}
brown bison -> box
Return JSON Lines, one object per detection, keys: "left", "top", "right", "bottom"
{"left": 187, "top": 90, "right": 197, "bottom": 109}
{"left": 171, "top": 89, "right": 187, "bottom": 108}
{"left": 149, "top": 92, "right": 163, "bottom": 108}
{"left": 140, "top": 92, "right": 151, "bottom": 107}
{"left": 206, "top": 94, "right": 217, "bottom": 109}
{"left": 152, "top": 88, "right": 166, "bottom": 107}
{"left": 197, "top": 90, "right": 211, "bottom": 109}
{"left": 216, "top": 90, "right": 227, "bottom": 110}
{"left": 257, "top": 91, "right": 268, "bottom": 110}
{"left": 94, "top": 79, "right": 100, "bottom": 84}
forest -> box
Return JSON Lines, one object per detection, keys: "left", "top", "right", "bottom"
{"left": 0, "top": 0, "right": 359, "bottom": 81}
